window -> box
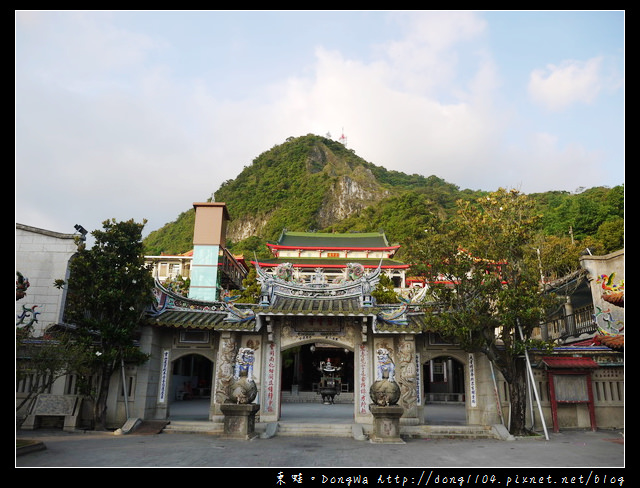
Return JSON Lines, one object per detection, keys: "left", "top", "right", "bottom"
{"left": 430, "top": 360, "right": 448, "bottom": 383}
{"left": 179, "top": 331, "right": 210, "bottom": 344}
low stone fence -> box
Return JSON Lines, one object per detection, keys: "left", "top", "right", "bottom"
{"left": 21, "top": 394, "right": 83, "bottom": 432}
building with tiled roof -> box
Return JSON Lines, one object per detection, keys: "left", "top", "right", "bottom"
{"left": 256, "top": 230, "right": 409, "bottom": 288}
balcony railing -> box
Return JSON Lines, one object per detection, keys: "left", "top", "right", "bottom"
{"left": 535, "top": 307, "right": 597, "bottom": 342}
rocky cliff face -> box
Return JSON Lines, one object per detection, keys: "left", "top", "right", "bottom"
{"left": 316, "top": 168, "right": 390, "bottom": 228}
{"left": 223, "top": 136, "right": 392, "bottom": 243}
{"left": 227, "top": 212, "right": 271, "bottom": 242}
{"left": 228, "top": 171, "right": 387, "bottom": 241}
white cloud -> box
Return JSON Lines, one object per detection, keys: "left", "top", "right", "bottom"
{"left": 380, "top": 11, "right": 488, "bottom": 96}
{"left": 257, "top": 18, "right": 505, "bottom": 190}
{"left": 15, "top": 11, "right": 623, "bottom": 241}
{"left": 528, "top": 57, "right": 604, "bottom": 111}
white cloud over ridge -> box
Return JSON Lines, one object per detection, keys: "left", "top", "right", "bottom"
{"left": 15, "top": 11, "right": 624, "bottom": 240}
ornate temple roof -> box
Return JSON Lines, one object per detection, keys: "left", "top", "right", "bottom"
{"left": 145, "top": 261, "right": 426, "bottom": 334}
{"left": 269, "top": 230, "right": 397, "bottom": 251}
{"left": 260, "top": 295, "right": 372, "bottom": 316}
{"left": 254, "top": 257, "right": 409, "bottom": 269}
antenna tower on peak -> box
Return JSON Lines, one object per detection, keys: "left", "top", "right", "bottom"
{"left": 338, "top": 128, "right": 347, "bottom": 146}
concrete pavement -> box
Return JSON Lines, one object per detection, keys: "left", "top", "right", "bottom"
{"left": 16, "top": 402, "right": 625, "bottom": 471}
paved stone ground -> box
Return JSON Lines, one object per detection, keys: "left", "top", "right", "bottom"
{"left": 16, "top": 402, "right": 626, "bottom": 476}
{"left": 16, "top": 427, "right": 625, "bottom": 468}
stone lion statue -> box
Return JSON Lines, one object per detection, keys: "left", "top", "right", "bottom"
{"left": 370, "top": 348, "right": 400, "bottom": 407}
{"left": 228, "top": 347, "right": 257, "bottom": 404}
{"left": 234, "top": 347, "right": 255, "bottom": 381}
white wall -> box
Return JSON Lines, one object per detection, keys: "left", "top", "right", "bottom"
{"left": 16, "top": 224, "right": 79, "bottom": 337}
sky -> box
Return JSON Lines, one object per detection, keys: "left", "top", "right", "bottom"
{"left": 15, "top": 10, "right": 624, "bottom": 243}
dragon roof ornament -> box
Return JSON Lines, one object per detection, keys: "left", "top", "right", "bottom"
{"left": 254, "top": 257, "right": 382, "bottom": 307}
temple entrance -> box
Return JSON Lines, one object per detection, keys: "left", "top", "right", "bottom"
{"left": 422, "top": 356, "right": 467, "bottom": 425}
{"left": 169, "top": 353, "right": 214, "bottom": 420}
{"left": 280, "top": 343, "right": 354, "bottom": 421}
{"left": 281, "top": 343, "right": 354, "bottom": 396}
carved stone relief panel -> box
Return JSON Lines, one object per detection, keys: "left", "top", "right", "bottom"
{"left": 280, "top": 316, "right": 357, "bottom": 349}
{"left": 214, "top": 333, "right": 237, "bottom": 405}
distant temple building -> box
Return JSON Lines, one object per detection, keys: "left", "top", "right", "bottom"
{"left": 145, "top": 228, "right": 410, "bottom": 294}
{"left": 256, "top": 229, "right": 410, "bottom": 289}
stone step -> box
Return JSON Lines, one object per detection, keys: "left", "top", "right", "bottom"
{"left": 275, "top": 422, "right": 354, "bottom": 437}
{"left": 161, "top": 420, "right": 501, "bottom": 440}
{"left": 163, "top": 420, "right": 224, "bottom": 434}
{"left": 402, "top": 424, "right": 498, "bottom": 439}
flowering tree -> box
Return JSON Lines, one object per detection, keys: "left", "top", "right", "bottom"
{"left": 62, "top": 219, "right": 155, "bottom": 430}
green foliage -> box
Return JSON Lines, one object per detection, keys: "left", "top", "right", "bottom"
{"left": 405, "top": 189, "right": 561, "bottom": 435}
{"left": 66, "top": 219, "right": 155, "bottom": 332}
{"left": 214, "top": 134, "right": 337, "bottom": 240}
{"left": 162, "top": 275, "right": 190, "bottom": 297}
{"left": 534, "top": 185, "right": 624, "bottom": 241}
{"left": 237, "top": 266, "right": 261, "bottom": 304}
{"left": 596, "top": 217, "right": 624, "bottom": 253}
{"left": 142, "top": 134, "right": 623, "bottom": 272}
{"left": 227, "top": 235, "right": 272, "bottom": 260}
{"left": 63, "top": 218, "right": 155, "bottom": 429}
{"left": 372, "top": 274, "right": 399, "bottom": 304}
{"left": 323, "top": 191, "right": 446, "bottom": 259}
{"left": 144, "top": 209, "right": 195, "bottom": 255}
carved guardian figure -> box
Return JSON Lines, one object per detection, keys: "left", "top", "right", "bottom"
{"left": 369, "top": 348, "right": 400, "bottom": 406}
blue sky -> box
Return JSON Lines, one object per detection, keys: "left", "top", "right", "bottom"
{"left": 15, "top": 10, "right": 624, "bottom": 241}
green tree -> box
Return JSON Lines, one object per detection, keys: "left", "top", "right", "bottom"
{"left": 237, "top": 266, "right": 261, "bottom": 304}
{"left": 62, "top": 219, "right": 155, "bottom": 430}
{"left": 596, "top": 217, "right": 624, "bottom": 253}
{"left": 372, "top": 274, "right": 399, "bottom": 304}
{"left": 406, "top": 189, "right": 557, "bottom": 436}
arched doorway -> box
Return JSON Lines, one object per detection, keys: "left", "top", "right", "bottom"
{"left": 422, "top": 355, "right": 467, "bottom": 425}
{"left": 280, "top": 342, "right": 355, "bottom": 422}
{"left": 169, "top": 353, "right": 214, "bottom": 420}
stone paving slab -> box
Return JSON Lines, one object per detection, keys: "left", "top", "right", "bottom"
{"left": 16, "top": 401, "right": 626, "bottom": 479}
{"left": 16, "top": 427, "right": 624, "bottom": 470}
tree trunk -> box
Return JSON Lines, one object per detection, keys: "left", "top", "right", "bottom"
{"left": 507, "top": 358, "right": 529, "bottom": 435}
{"left": 93, "top": 368, "right": 113, "bottom": 430}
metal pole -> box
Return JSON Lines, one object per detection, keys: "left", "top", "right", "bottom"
{"left": 489, "top": 361, "right": 505, "bottom": 426}
{"left": 121, "top": 356, "right": 130, "bottom": 419}
{"left": 526, "top": 365, "right": 535, "bottom": 428}
{"left": 518, "top": 324, "right": 548, "bottom": 440}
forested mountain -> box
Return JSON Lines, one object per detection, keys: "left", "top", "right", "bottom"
{"left": 143, "top": 134, "right": 624, "bottom": 259}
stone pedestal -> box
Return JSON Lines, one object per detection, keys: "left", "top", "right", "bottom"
{"left": 220, "top": 403, "right": 260, "bottom": 440}
{"left": 369, "top": 405, "right": 405, "bottom": 444}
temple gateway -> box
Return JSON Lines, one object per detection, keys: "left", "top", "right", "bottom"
{"left": 140, "top": 202, "right": 507, "bottom": 433}
{"left": 16, "top": 202, "right": 623, "bottom": 436}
